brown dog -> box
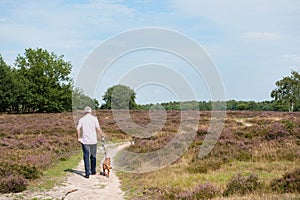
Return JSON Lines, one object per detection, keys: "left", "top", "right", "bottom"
{"left": 102, "top": 157, "right": 112, "bottom": 178}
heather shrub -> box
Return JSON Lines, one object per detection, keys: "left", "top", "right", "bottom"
{"left": 0, "top": 162, "right": 41, "bottom": 180}
{"left": 17, "top": 165, "right": 41, "bottom": 179}
{"left": 265, "top": 122, "right": 289, "bottom": 141}
{"left": 0, "top": 175, "right": 27, "bottom": 193}
{"left": 271, "top": 168, "right": 300, "bottom": 193}
{"left": 223, "top": 173, "right": 263, "bottom": 196}
{"left": 23, "top": 153, "right": 52, "bottom": 169}
{"left": 173, "top": 182, "right": 221, "bottom": 200}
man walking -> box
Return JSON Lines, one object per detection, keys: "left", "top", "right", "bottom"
{"left": 77, "top": 106, "right": 103, "bottom": 178}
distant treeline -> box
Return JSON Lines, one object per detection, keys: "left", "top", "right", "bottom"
{"left": 1, "top": 48, "right": 299, "bottom": 113}
{"left": 138, "top": 100, "right": 300, "bottom": 111}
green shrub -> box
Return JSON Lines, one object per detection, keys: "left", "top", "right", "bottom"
{"left": 271, "top": 168, "right": 300, "bottom": 193}
{"left": 0, "top": 175, "right": 27, "bottom": 193}
{"left": 223, "top": 173, "right": 262, "bottom": 196}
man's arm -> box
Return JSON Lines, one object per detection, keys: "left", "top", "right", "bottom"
{"left": 95, "top": 117, "right": 103, "bottom": 140}
{"left": 77, "top": 120, "right": 82, "bottom": 143}
{"left": 96, "top": 127, "right": 104, "bottom": 140}
{"left": 77, "top": 128, "right": 81, "bottom": 142}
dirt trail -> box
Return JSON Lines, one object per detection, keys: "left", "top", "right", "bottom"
{"left": 235, "top": 118, "right": 252, "bottom": 127}
{"left": 1, "top": 142, "right": 130, "bottom": 200}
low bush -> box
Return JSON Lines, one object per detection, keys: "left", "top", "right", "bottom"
{"left": 17, "top": 165, "right": 41, "bottom": 180}
{"left": 0, "top": 175, "right": 27, "bottom": 193}
{"left": 223, "top": 173, "right": 262, "bottom": 196}
{"left": 265, "top": 122, "right": 289, "bottom": 141}
{"left": 173, "top": 182, "right": 221, "bottom": 200}
{"left": 0, "top": 162, "right": 41, "bottom": 180}
{"left": 271, "top": 168, "right": 300, "bottom": 193}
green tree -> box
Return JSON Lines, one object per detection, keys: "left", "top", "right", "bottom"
{"left": 0, "top": 55, "right": 15, "bottom": 112}
{"left": 237, "top": 103, "right": 247, "bottom": 111}
{"left": 15, "top": 48, "right": 73, "bottom": 112}
{"left": 271, "top": 71, "right": 300, "bottom": 112}
{"left": 226, "top": 100, "right": 238, "bottom": 110}
{"left": 72, "top": 88, "right": 99, "bottom": 110}
{"left": 102, "top": 84, "right": 137, "bottom": 109}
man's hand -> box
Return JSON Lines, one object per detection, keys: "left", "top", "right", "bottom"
{"left": 97, "top": 127, "right": 104, "bottom": 141}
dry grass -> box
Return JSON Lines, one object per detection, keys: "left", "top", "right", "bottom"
{"left": 119, "top": 160, "right": 299, "bottom": 199}
{"left": 118, "top": 111, "right": 300, "bottom": 199}
{"left": 213, "top": 193, "right": 300, "bottom": 200}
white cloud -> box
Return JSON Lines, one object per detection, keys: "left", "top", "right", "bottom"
{"left": 241, "top": 32, "right": 283, "bottom": 40}
{"left": 0, "top": 0, "right": 140, "bottom": 66}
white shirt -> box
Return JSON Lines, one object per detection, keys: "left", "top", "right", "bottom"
{"left": 77, "top": 113, "right": 100, "bottom": 144}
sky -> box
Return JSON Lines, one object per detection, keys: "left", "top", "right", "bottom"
{"left": 1, "top": 0, "right": 300, "bottom": 104}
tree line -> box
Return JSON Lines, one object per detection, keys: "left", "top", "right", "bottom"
{"left": 1, "top": 48, "right": 299, "bottom": 113}
{"left": 0, "top": 48, "right": 97, "bottom": 112}
{"left": 102, "top": 72, "right": 300, "bottom": 112}
{"left": 138, "top": 99, "right": 299, "bottom": 111}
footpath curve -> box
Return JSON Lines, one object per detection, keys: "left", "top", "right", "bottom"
{"left": 1, "top": 142, "right": 130, "bottom": 200}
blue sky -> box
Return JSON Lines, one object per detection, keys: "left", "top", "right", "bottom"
{"left": 1, "top": 0, "right": 300, "bottom": 104}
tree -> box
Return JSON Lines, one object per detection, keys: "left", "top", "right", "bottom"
{"left": 102, "top": 84, "right": 137, "bottom": 109}
{"left": 72, "top": 88, "right": 99, "bottom": 110}
{"left": 15, "top": 48, "right": 73, "bottom": 112}
{"left": 0, "top": 55, "right": 15, "bottom": 112}
{"left": 271, "top": 71, "right": 300, "bottom": 112}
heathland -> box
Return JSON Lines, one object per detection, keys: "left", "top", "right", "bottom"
{"left": 0, "top": 110, "right": 299, "bottom": 199}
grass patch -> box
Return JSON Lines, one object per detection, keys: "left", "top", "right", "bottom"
{"left": 118, "top": 160, "right": 299, "bottom": 199}
{"left": 209, "top": 160, "right": 299, "bottom": 187}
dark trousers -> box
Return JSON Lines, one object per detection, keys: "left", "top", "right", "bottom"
{"left": 81, "top": 143, "right": 97, "bottom": 176}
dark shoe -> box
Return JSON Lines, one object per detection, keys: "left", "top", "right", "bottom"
{"left": 91, "top": 172, "right": 96, "bottom": 175}
{"left": 84, "top": 175, "right": 90, "bottom": 179}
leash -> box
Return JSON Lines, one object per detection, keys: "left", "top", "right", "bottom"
{"left": 101, "top": 137, "right": 108, "bottom": 157}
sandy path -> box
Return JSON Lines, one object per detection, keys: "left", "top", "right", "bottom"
{"left": 0, "top": 142, "right": 129, "bottom": 200}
